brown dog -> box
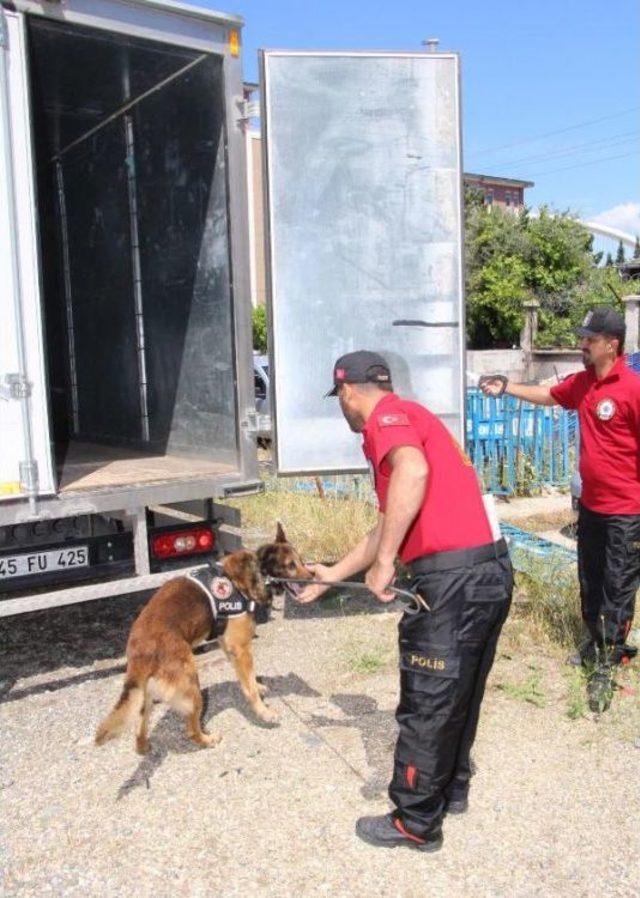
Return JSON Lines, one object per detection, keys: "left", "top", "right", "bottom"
{"left": 95, "top": 524, "right": 310, "bottom": 754}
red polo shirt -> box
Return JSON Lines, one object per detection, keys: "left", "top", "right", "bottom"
{"left": 361, "top": 393, "right": 492, "bottom": 563}
{"left": 550, "top": 357, "right": 640, "bottom": 514}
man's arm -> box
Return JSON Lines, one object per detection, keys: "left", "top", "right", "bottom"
{"left": 480, "top": 376, "right": 557, "bottom": 407}
{"left": 365, "top": 445, "right": 428, "bottom": 601}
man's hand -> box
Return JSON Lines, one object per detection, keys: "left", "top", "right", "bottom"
{"left": 478, "top": 374, "right": 508, "bottom": 397}
{"left": 296, "top": 563, "right": 334, "bottom": 604}
{"left": 365, "top": 559, "right": 396, "bottom": 603}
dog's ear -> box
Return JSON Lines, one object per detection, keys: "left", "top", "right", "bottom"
{"left": 222, "top": 550, "right": 264, "bottom": 602}
{"left": 275, "top": 521, "right": 287, "bottom": 544}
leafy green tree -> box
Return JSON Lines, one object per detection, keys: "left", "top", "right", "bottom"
{"left": 252, "top": 304, "right": 268, "bottom": 353}
{"left": 616, "top": 240, "right": 626, "bottom": 264}
{"left": 634, "top": 236, "right": 640, "bottom": 259}
{"left": 464, "top": 202, "right": 626, "bottom": 348}
{"left": 605, "top": 252, "right": 614, "bottom": 267}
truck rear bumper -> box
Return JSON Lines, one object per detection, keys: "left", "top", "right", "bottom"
{"left": 0, "top": 568, "right": 207, "bottom": 617}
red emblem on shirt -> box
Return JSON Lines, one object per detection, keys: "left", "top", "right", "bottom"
{"left": 379, "top": 413, "right": 410, "bottom": 427}
{"left": 596, "top": 398, "right": 616, "bottom": 421}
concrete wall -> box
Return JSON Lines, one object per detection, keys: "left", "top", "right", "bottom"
{"left": 466, "top": 349, "right": 583, "bottom": 385}
{"left": 467, "top": 349, "right": 524, "bottom": 383}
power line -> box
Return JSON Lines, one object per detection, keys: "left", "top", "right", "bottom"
{"left": 468, "top": 106, "right": 640, "bottom": 158}
{"left": 525, "top": 149, "right": 638, "bottom": 177}
{"left": 488, "top": 129, "right": 639, "bottom": 169}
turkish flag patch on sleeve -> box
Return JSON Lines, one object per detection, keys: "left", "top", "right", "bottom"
{"left": 379, "top": 413, "right": 410, "bottom": 427}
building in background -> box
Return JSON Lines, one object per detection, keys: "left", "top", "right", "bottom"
{"left": 463, "top": 172, "right": 534, "bottom": 210}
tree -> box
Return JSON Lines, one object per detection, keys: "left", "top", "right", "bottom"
{"left": 464, "top": 202, "right": 626, "bottom": 348}
{"left": 465, "top": 199, "right": 529, "bottom": 346}
{"left": 605, "top": 252, "right": 614, "bottom": 267}
{"left": 634, "top": 235, "right": 640, "bottom": 260}
{"left": 252, "top": 304, "right": 267, "bottom": 353}
{"left": 616, "top": 240, "right": 626, "bottom": 264}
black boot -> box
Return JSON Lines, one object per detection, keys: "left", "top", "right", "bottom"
{"left": 355, "top": 814, "right": 443, "bottom": 852}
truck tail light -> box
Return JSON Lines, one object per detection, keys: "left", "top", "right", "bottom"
{"left": 150, "top": 526, "right": 215, "bottom": 560}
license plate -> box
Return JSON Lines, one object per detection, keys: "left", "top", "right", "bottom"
{"left": 0, "top": 546, "right": 89, "bottom": 580}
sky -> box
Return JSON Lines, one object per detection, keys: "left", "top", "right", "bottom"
{"left": 200, "top": 0, "right": 639, "bottom": 244}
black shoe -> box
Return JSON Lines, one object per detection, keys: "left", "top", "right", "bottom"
{"left": 587, "top": 667, "right": 614, "bottom": 713}
{"left": 445, "top": 796, "right": 469, "bottom": 815}
{"left": 355, "top": 814, "right": 443, "bottom": 852}
{"left": 566, "top": 640, "right": 597, "bottom": 667}
{"left": 609, "top": 644, "right": 638, "bottom": 666}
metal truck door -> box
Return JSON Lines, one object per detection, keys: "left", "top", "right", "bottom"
{"left": 261, "top": 50, "right": 465, "bottom": 475}
{"left": 0, "top": 9, "right": 55, "bottom": 502}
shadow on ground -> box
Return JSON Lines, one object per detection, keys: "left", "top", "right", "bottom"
{"left": 0, "top": 586, "right": 400, "bottom": 703}
{"left": 115, "top": 672, "right": 321, "bottom": 800}
{"left": 309, "top": 693, "right": 396, "bottom": 799}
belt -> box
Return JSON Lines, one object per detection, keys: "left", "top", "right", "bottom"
{"left": 408, "top": 539, "right": 508, "bottom": 575}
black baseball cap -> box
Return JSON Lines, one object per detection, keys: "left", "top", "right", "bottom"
{"left": 326, "top": 350, "right": 392, "bottom": 397}
{"left": 575, "top": 307, "right": 625, "bottom": 340}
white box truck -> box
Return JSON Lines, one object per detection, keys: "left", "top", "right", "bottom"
{"left": 1, "top": 0, "right": 467, "bottom": 616}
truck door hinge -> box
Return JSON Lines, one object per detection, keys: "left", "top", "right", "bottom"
{"left": 1, "top": 373, "right": 33, "bottom": 401}
{"left": 236, "top": 98, "right": 260, "bottom": 126}
{"left": 241, "top": 412, "right": 269, "bottom": 435}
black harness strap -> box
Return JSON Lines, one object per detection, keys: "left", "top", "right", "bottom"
{"left": 187, "top": 563, "right": 256, "bottom": 638}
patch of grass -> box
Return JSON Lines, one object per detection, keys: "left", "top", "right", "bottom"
{"left": 496, "top": 670, "right": 547, "bottom": 708}
{"left": 347, "top": 647, "right": 388, "bottom": 675}
{"left": 564, "top": 667, "right": 588, "bottom": 720}
{"left": 224, "top": 486, "right": 377, "bottom": 560}
{"left": 511, "top": 568, "right": 583, "bottom": 650}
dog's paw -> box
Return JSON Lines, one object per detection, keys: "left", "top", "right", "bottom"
{"left": 257, "top": 681, "right": 269, "bottom": 697}
{"left": 257, "top": 705, "right": 280, "bottom": 725}
{"left": 200, "top": 731, "right": 222, "bottom": 748}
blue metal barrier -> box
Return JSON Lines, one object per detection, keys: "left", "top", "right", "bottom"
{"left": 466, "top": 389, "right": 578, "bottom": 495}
{"left": 501, "top": 522, "right": 576, "bottom": 582}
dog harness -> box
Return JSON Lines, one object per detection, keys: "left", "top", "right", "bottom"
{"left": 186, "top": 563, "right": 256, "bottom": 638}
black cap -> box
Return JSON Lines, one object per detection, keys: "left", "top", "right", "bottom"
{"left": 326, "top": 351, "right": 392, "bottom": 397}
{"left": 575, "top": 307, "right": 625, "bottom": 341}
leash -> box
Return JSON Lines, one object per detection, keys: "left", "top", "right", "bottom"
{"left": 265, "top": 576, "right": 430, "bottom": 614}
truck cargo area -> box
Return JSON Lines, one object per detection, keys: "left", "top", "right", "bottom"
{"left": 27, "top": 16, "right": 240, "bottom": 493}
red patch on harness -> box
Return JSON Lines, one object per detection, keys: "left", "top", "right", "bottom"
{"left": 379, "top": 413, "right": 410, "bottom": 427}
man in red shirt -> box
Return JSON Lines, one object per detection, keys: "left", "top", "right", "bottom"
{"left": 480, "top": 306, "right": 640, "bottom": 712}
{"left": 299, "top": 350, "right": 512, "bottom": 852}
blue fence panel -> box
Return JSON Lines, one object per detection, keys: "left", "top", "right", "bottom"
{"left": 501, "top": 522, "right": 576, "bottom": 582}
{"left": 466, "top": 389, "right": 578, "bottom": 495}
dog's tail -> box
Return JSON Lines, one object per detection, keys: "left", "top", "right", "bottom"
{"left": 95, "top": 676, "right": 146, "bottom": 746}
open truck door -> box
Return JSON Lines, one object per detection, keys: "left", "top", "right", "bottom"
{"left": 260, "top": 50, "right": 466, "bottom": 474}
{"left": 0, "top": 0, "right": 260, "bottom": 615}
{"left": 0, "top": 11, "right": 56, "bottom": 504}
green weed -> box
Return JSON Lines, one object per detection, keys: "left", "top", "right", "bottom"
{"left": 496, "top": 670, "right": 546, "bottom": 708}
{"left": 564, "top": 667, "right": 588, "bottom": 720}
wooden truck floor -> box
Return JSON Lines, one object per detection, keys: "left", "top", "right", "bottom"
{"left": 56, "top": 442, "right": 236, "bottom": 493}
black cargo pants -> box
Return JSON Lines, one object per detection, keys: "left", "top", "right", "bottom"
{"left": 577, "top": 503, "right": 640, "bottom": 652}
{"left": 389, "top": 540, "right": 513, "bottom": 839}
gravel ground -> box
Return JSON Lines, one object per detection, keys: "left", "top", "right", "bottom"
{"left": 2, "top": 580, "right": 640, "bottom": 897}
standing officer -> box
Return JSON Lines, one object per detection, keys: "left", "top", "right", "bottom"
{"left": 480, "top": 306, "right": 640, "bottom": 712}
{"left": 298, "top": 350, "right": 513, "bottom": 853}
